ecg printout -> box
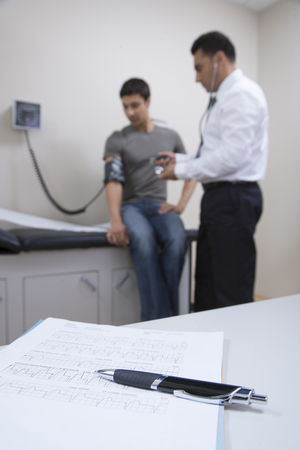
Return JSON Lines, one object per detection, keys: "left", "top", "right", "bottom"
{"left": 0, "top": 318, "right": 223, "bottom": 450}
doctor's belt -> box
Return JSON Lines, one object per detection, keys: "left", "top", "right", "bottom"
{"left": 202, "top": 181, "right": 258, "bottom": 192}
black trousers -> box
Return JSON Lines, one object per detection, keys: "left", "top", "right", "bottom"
{"left": 194, "top": 182, "right": 262, "bottom": 312}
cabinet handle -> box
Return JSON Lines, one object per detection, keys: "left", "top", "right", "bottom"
{"left": 115, "top": 271, "right": 130, "bottom": 288}
{"left": 80, "top": 275, "right": 97, "bottom": 291}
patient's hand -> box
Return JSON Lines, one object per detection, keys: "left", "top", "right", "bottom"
{"left": 106, "top": 221, "right": 130, "bottom": 247}
{"left": 159, "top": 203, "right": 183, "bottom": 215}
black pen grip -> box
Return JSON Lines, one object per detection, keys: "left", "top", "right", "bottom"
{"left": 114, "top": 370, "right": 162, "bottom": 390}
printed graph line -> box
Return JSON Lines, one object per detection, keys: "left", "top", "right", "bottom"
{"left": 48, "top": 331, "right": 188, "bottom": 351}
{"left": 19, "top": 351, "right": 180, "bottom": 375}
{"left": 0, "top": 377, "right": 168, "bottom": 414}
{"left": 2, "top": 363, "right": 104, "bottom": 386}
{"left": 36, "top": 341, "right": 184, "bottom": 363}
{"left": 1, "top": 362, "right": 180, "bottom": 386}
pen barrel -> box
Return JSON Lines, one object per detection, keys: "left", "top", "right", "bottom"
{"left": 157, "top": 376, "right": 240, "bottom": 397}
{"left": 114, "top": 370, "right": 163, "bottom": 390}
{"left": 159, "top": 377, "right": 267, "bottom": 405}
{"left": 112, "top": 371, "right": 267, "bottom": 406}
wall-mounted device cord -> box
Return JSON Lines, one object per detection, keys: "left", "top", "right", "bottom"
{"left": 24, "top": 130, "right": 158, "bottom": 215}
{"left": 24, "top": 130, "right": 105, "bottom": 215}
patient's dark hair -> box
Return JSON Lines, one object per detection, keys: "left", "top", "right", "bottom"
{"left": 191, "top": 31, "right": 236, "bottom": 62}
{"left": 120, "top": 78, "right": 150, "bottom": 100}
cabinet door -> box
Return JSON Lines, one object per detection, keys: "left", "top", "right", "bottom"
{"left": 23, "top": 271, "right": 99, "bottom": 332}
{"left": 0, "top": 279, "right": 7, "bottom": 345}
{"left": 112, "top": 268, "right": 140, "bottom": 325}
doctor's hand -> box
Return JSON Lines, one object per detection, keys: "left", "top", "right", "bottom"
{"left": 156, "top": 162, "right": 177, "bottom": 180}
{"left": 156, "top": 151, "right": 176, "bottom": 166}
{"left": 106, "top": 220, "right": 130, "bottom": 247}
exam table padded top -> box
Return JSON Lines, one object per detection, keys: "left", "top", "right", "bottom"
{"left": 0, "top": 229, "right": 22, "bottom": 254}
{"left": 0, "top": 228, "right": 197, "bottom": 254}
{"left": 0, "top": 228, "right": 111, "bottom": 253}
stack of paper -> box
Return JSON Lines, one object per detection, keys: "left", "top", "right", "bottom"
{"left": 0, "top": 318, "right": 223, "bottom": 449}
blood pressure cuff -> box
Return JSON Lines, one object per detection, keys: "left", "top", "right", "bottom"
{"left": 104, "top": 157, "right": 125, "bottom": 185}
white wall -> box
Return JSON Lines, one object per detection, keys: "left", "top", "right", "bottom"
{"left": 3, "top": 0, "right": 298, "bottom": 299}
{"left": 0, "top": 0, "right": 257, "bottom": 229}
{"left": 255, "top": 0, "right": 300, "bottom": 297}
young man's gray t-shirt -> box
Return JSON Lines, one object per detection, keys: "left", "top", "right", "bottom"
{"left": 104, "top": 124, "right": 186, "bottom": 204}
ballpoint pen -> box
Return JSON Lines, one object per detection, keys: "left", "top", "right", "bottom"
{"left": 95, "top": 369, "right": 268, "bottom": 406}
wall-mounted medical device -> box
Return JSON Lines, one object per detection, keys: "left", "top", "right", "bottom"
{"left": 12, "top": 100, "right": 156, "bottom": 215}
{"left": 12, "top": 99, "right": 105, "bottom": 215}
{"left": 13, "top": 100, "right": 41, "bottom": 130}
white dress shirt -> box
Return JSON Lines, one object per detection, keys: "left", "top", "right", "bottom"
{"left": 175, "top": 69, "right": 269, "bottom": 183}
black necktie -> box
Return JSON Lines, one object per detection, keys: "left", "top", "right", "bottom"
{"left": 208, "top": 95, "right": 217, "bottom": 109}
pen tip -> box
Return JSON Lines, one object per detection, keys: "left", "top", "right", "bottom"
{"left": 94, "top": 369, "right": 115, "bottom": 381}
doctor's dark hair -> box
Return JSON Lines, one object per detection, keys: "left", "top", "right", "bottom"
{"left": 120, "top": 78, "right": 150, "bottom": 101}
{"left": 191, "top": 31, "right": 236, "bottom": 62}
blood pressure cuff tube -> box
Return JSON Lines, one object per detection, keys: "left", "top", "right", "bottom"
{"left": 104, "top": 157, "right": 125, "bottom": 185}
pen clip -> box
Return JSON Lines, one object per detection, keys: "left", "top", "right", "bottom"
{"left": 173, "top": 386, "right": 261, "bottom": 406}
{"left": 173, "top": 389, "right": 229, "bottom": 405}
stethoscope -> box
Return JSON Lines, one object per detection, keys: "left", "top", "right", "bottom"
{"left": 196, "top": 61, "right": 219, "bottom": 157}
{"left": 154, "top": 61, "right": 221, "bottom": 174}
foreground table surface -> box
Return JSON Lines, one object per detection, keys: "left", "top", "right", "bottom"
{"left": 127, "top": 294, "right": 300, "bottom": 450}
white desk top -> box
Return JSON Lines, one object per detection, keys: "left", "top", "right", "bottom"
{"left": 127, "top": 294, "right": 300, "bottom": 450}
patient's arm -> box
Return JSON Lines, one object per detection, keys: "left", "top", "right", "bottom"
{"left": 159, "top": 179, "right": 197, "bottom": 215}
{"left": 105, "top": 181, "right": 129, "bottom": 247}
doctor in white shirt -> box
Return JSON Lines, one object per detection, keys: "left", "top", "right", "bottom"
{"left": 157, "top": 31, "right": 269, "bottom": 312}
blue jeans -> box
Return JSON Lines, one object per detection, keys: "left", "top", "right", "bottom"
{"left": 121, "top": 200, "right": 187, "bottom": 321}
